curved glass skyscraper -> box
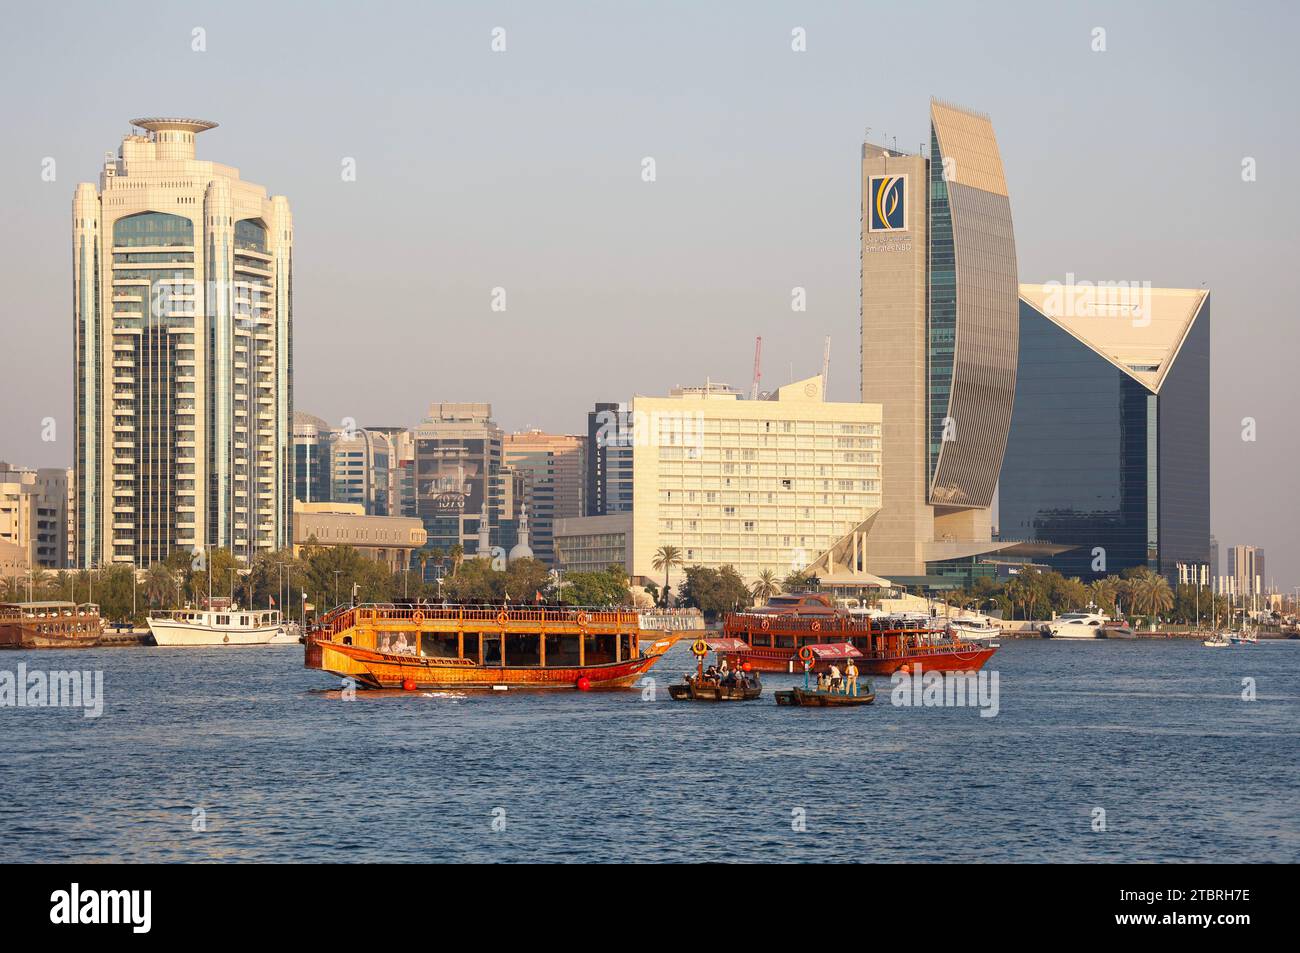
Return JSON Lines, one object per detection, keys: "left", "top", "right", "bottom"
{"left": 73, "top": 119, "right": 293, "bottom": 567}
{"left": 860, "top": 101, "right": 1019, "bottom": 582}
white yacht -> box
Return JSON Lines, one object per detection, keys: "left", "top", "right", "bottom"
{"left": 147, "top": 607, "right": 287, "bottom": 646}
{"left": 1046, "top": 612, "right": 1109, "bottom": 640}
{"left": 945, "top": 617, "right": 1002, "bottom": 642}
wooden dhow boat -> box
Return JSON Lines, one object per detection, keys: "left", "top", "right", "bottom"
{"left": 0, "top": 602, "right": 105, "bottom": 649}
{"left": 718, "top": 611, "right": 995, "bottom": 675}
{"left": 666, "top": 638, "right": 763, "bottom": 702}
{"left": 305, "top": 603, "right": 685, "bottom": 691}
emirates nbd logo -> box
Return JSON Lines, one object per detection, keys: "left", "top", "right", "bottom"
{"left": 868, "top": 175, "right": 906, "bottom": 231}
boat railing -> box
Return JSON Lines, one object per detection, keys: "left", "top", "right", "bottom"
{"left": 315, "top": 603, "right": 643, "bottom": 638}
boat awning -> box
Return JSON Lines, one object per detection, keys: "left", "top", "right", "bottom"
{"left": 807, "top": 642, "right": 862, "bottom": 659}
{"left": 705, "top": 637, "right": 751, "bottom": 652}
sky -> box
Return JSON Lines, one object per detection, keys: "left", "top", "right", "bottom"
{"left": 1, "top": 0, "right": 1296, "bottom": 586}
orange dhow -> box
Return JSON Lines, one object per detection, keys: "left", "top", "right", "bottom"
{"left": 305, "top": 603, "right": 685, "bottom": 691}
{"left": 718, "top": 611, "right": 996, "bottom": 676}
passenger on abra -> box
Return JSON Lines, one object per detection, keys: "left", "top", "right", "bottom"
{"left": 844, "top": 659, "right": 859, "bottom": 697}
{"left": 828, "top": 663, "right": 842, "bottom": 694}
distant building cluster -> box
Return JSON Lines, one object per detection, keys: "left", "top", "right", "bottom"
{"left": 3, "top": 103, "right": 1243, "bottom": 598}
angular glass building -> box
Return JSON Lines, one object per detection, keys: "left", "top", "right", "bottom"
{"left": 1000, "top": 285, "right": 1210, "bottom": 582}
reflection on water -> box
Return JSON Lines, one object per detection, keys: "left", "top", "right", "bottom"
{"left": 1, "top": 640, "right": 1297, "bottom": 862}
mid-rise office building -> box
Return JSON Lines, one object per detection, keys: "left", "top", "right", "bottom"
{"left": 73, "top": 118, "right": 293, "bottom": 567}
{"left": 504, "top": 431, "right": 585, "bottom": 566}
{"left": 411, "top": 403, "right": 506, "bottom": 572}
{"left": 292, "top": 412, "right": 332, "bottom": 505}
{"left": 1000, "top": 285, "right": 1210, "bottom": 582}
{"left": 586, "top": 402, "right": 634, "bottom": 516}
{"left": 0, "top": 463, "right": 69, "bottom": 571}
{"left": 859, "top": 101, "right": 1020, "bottom": 583}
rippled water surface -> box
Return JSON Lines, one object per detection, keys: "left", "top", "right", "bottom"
{"left": 2, "top": 639, "right": 1297, "bottom": 862}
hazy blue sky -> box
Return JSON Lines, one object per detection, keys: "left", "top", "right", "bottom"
{"left": 2, "top": 1, "right": 1297, "bottom": 584}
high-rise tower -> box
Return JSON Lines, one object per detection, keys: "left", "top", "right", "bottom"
{"left": 859, "top": 101, "right": 1019, "bottom": 581}
{"left": 73, "top": 119, "right": 293, "bottom": 567}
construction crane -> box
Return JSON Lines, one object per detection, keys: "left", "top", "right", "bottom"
{"left": 751, "top": 336, "right": 762, "bottom": 400}
{"left": 822, "top": 335, "right": 831, "bottom": 391}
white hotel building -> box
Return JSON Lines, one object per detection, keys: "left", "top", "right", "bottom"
{"left": 73, "top": 119, "right": 293, "bottom": 567}
{"left": 558, "top": 377, "right": 885, "bottom": 586}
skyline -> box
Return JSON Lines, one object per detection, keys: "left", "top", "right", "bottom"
{"left": 1, "top": 1, "right": 1297, "bottom": 581}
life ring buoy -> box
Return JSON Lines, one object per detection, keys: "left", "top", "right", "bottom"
{"left": 797, "top": 645, "right": 815, "bottom": 663}
{"left": 810, "top": 620, "right": 822, "bottom": 632}
{"left": 690, "top": 639, "right": 709, "bottom": 658}
{"left": 412, "top": 610, "right": 425, "bottom": 625}
{"left": 577, "top": 612, "right": 592, "bottom": 626}
{"left": 496, "top": 611, "right": 509, "bottom": 626}
{"left": 760, "top": 618, "right": 771, "bottom": 631}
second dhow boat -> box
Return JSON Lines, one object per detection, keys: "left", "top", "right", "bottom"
{"left": 147, "top": 607, "right": 287, "bottom": 646}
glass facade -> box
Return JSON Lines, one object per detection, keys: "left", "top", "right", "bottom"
{"left": 927, "top": 128, "right": 956, "bottom": 483}
{"left": 999, "top": 299, "right": 1209, "bottom": 581}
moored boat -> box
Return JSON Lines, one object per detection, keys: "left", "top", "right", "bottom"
{"left": 0, "top": 602, "right": 105, "bottom": 649}
{"left": 148, "top": 606, "right": 287, "bottom": 646}
{"left": 305, "top": 603, "right": 684, "bottom": 690}
{"left": 944, "top": 617, "right": 1002, "bottom": 642}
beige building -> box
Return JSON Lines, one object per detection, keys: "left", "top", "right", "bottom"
{"left": 292, "top": 501, "right": 427, "bottom": 573}
{"left": 859, "top": 101, "right": 1020, "bottom": 581}
{"left": 504, "top": 431, "right": 586, "bottom": 566}
{"left": 74, "top": 118, "right": 294, "bottom": 569}
{"left": 0, "top": 463, "right": 69, "bottom": 572}
{"left": 572, "top": 376, "right": 884, "bottom": 586}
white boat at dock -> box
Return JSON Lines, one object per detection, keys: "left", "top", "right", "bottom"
{"left": 147, "top": 607, "right": 288, "bottom": 646}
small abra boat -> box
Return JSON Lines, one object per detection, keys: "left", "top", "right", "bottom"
{"left": 775, "top": 644, "right": 873, "bottom": 707}
{"left": 667, "top": 638, "right": 763, "bottom": 702}
{"left": 1202, "top": 634, "right": 1230, "bottom": 648}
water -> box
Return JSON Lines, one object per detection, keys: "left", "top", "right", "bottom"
{"left": 2, "top": 639, "right": 1297, "bottom": 862}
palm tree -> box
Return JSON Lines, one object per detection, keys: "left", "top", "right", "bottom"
{"left": 1138, "top": 573, "right": 1174, "bottom": 619}
{"left": 750, "top": 569, "right": 780, "bottom": 605}
{"left": 143, "top": 563, "right": 176, "bottom": 608}
{"left": 1089, "top": 577, "right": 1119, "bottom": 615}
{"left": 446, "top": 545, "right": 463, "bottom": 578}
{"left": 417, "top": 550, "right": 429, "bottom": 584}
{"left": 652, "top": 545, "right": 683, "bottom": 606}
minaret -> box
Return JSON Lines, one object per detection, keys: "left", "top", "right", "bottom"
{"left": 509, "top": 504, "right": 533, "bottom": 563}
{"left": 477, "top": 502, "right": 491, "bottom": 557}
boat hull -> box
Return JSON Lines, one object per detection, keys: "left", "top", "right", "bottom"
{"left": 313, "top": 637, "right": 672, "bottom": 690}
{"left": 667, "top": 680, "right": 762, "bottom": 702}
{"left": 775, "top": 687, "right": 875, "bottom": 707}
